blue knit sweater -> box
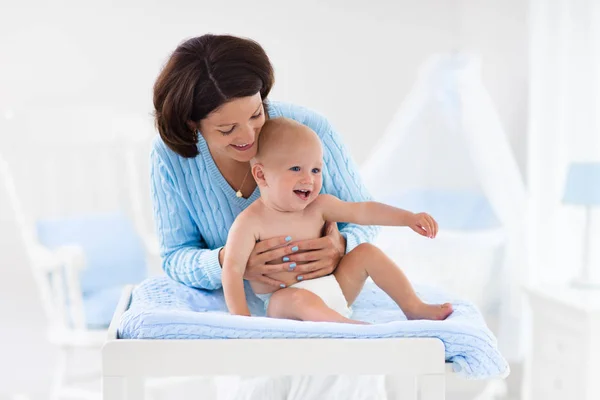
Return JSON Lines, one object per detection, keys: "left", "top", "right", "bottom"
{"left": 150, "top": 100, "right": 379, "bottom": 290}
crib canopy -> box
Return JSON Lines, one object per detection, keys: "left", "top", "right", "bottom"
{"left": 361, "top": 53, "right": 525, "bottom": 234}
{"left": 360, "top": 53, "right": 527, "bottom": 362}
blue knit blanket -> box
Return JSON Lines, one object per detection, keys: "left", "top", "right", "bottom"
{"left": 119, "top": 276, "right": 509, "bottom": 379}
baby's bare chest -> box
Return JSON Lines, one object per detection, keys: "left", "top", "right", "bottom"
{"left": 256, "top": 212, "right": 325, "bottom": 242}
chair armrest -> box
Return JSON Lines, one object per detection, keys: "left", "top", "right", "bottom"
{"left": 30, "top": 243, "right": 86, "bottom": 273}
{"left": 54, "top": 245, "right": 86, "bottom": 270}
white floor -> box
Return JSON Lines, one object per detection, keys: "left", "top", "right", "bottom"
{"left": 0, "top": 376, "right": 516, "bottom": 400}
{"left": 0, "top": 226, "right": 58, "bottom": 398}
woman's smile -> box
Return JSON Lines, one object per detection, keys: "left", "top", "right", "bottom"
{"left": 230, "top": 142, "right": 255, "bottom": 152}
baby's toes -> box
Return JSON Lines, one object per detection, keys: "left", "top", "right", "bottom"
{"left": 437, "top": 303, "right": 453, "bottom": 320}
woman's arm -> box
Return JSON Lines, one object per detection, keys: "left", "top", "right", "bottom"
{"left": 150, "top": 144, "right": 223, "bottom": 290}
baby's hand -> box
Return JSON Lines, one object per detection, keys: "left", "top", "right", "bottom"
{"left": 408, "top": 212, "right": 438, "bottom": 239}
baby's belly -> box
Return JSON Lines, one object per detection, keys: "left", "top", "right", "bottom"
{"left": 251, "top": 270, "right": 307, "bottom": 295}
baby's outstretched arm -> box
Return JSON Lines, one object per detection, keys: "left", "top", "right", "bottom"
{"left": 222, "top": 215, "right": 258, "bottom": 316}
{"left": 317, "top": 194, "right": 438, "bottom": 238}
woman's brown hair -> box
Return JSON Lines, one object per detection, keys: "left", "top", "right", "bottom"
{"left": 153, "top": 34, "right": 275, "bottom": 157}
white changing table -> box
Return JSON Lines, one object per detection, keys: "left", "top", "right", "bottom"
{"left": 102, "top": 286, "right": 454, "bottom": 400}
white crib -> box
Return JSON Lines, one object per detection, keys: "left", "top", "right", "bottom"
{"left": 102, "top": 286, "right": 453, "bottom": 400}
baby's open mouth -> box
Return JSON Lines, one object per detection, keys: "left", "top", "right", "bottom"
{"left": 293, "top": 189, "right": 311, "bottom": 200}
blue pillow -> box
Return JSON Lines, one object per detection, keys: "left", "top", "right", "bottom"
{"left": 36, "top": 211, "right": 148, "bottom": 295}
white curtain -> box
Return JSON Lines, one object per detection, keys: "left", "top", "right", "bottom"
{"left": 361, "top": 54, "right": 528, "bottom": 362}
{"left": 528, "top": 0, "right": 600, "bottom": 287}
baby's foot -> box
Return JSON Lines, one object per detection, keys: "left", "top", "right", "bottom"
{"left": 405, "top": 302, "right": 453, "bottom": 321}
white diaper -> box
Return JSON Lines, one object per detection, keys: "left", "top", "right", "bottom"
{"left": 255, "top": 275, "right": 352, "bottom": 319}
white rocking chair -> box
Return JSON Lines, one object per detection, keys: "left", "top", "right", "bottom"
{"left": 0, "top": 106, "right": 158, "bottom": 399}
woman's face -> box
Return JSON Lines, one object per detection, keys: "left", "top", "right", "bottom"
{"left": 198, "top": 93, "right": 266, "bottom": 163}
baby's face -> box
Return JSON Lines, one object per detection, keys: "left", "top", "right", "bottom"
{"left": 262, "top": 144, "right": 324, "bottom": 212}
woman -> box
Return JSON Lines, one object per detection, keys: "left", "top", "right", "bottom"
{"left": 151, "top": 34, "right": 385, "bottom": 398}
{"left": 151, "top": 34, "right": 378, "bottom": 291}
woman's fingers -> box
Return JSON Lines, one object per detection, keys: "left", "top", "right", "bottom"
{"left": 290, "top": 236, "right": 329, "bottom": 251}
{"left": 295, "top": 266, "right": 332, "bottom": 281}
{"left": 285, "top": 249, "right": 328, "bottom": 263}
{"left": 254, "top": 235, "right": 292, "bottom": 254}
{"left": 256, "top": 243, "right": 299, "bottom": 264}
{"left": 263, "top": 262, "right": 300, "bottom": 274}
{"left": 254, "top": 274, "right": 286, "bottom": 287}
{"left": 291, "top": 260, "right": 324, "bottom": 274}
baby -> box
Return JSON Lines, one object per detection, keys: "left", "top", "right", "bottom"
{"left": 222, "top": 118, "right": 453, "bottom": 323}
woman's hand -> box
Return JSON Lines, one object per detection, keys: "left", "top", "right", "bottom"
{"left": 220, "top": 236, "right": 301, "bottom": 287}
{"left": 408, "top": 212, "right": 438, "bottom": 238}
{"left": 281, "top": 221, "right": 346, "bottom": 281}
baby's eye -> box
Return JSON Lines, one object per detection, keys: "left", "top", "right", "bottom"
{"left": 290, "top": 166, "right": 301, "bottom": 172}
{"left": 312, "top": 168, "right": 321, "bottom": 174}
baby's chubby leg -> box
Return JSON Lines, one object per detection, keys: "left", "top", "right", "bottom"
{"left": 334, "top": 243, "right": 453, "bottom": 320}
{"left": 266, "top": 288, "right": 367, "bottom": 324}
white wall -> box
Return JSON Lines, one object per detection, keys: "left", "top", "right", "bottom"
{"left": 0, "top": 0, "right": 528, "bottom": 166}
{"left": 0, "top": 0, "right": 527, "bottom": 397}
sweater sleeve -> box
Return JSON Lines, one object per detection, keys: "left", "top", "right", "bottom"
{"left": 150, "top": 145, "right": 223, "bottom": 290}
{"left": 272, "top": 101, "right": 380, "bottom": 252}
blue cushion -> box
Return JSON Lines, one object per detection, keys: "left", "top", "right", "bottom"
{"left": 119, "top": 276, "right": 510, "bottom": 380}
{"left": 36, "top": 211, "right": 148, "bottom": 327}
